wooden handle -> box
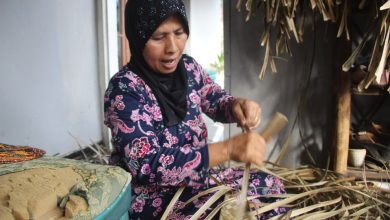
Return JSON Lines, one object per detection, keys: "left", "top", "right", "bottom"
{"left": 260, "top": 112, "right": 288, "bottom": 142}
{"left": 237, "top": 112, "right": 288, "bottom": 219}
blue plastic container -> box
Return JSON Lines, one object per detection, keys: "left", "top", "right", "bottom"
{"left": 94, "top": 178, "right": 132, "bottom": 220}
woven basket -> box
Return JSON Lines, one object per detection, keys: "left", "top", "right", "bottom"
{"left": 219, "top": 193, "right": 257, "bottom": 220}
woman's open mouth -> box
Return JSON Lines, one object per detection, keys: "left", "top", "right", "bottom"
{"left": 161, "top": 58, "right": 177, "bottom": 70}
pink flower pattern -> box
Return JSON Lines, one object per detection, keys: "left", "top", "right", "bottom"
{"left": 104, "top": 55, "right": 287, "bottom": 219}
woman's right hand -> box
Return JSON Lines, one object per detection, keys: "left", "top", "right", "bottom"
{"left": 226, "top": 132, "right": 266, "bottom": 166}
{"left": 208, "top": 131, "right": 266, "bottom": 168}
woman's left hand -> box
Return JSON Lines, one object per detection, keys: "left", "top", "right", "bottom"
{"left": 232, "top": 98, "right": 261, "bottom": 130}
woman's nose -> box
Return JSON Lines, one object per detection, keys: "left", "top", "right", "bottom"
{"left": 165, "top": 35, "right": 178, "bottom": 54}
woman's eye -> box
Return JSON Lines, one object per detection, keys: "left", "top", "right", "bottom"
{"left": 151, "top": 35, "right": 164, "bottom": 40}
{"left": 175, "top": 31, "right": 184, "bottom": 36}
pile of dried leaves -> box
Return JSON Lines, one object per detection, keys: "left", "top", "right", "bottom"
{"left": 162, "top": 162, "right": 390, "bottom": 219}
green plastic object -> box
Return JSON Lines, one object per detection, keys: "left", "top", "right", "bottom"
{"left": 94, "top": 176, "right": 131, "bottom": 220}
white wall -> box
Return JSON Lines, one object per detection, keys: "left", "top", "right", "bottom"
{"left": 0, "top": 0, "right": 102, "bottom": 155}
{"left": 188, "top": 0, "right": 223, "bottom": 69}
{"left": 184, "top": 0, "right": 226, "bottom": 142}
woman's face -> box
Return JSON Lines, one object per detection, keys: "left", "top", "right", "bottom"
{"left": 143, "top": 16, "right": 188, "bottom": 74}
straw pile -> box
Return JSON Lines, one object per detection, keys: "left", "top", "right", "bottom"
{"left": 67, "top": 140, "right": 390, "bottom": 219}
{"left": 164, "top": 162, "right": 390, "bottom": 219}
{"left": 253, "top": 163, "right": 390, "bottom": 219}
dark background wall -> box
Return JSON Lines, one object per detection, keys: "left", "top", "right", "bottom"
{"left": 224, "top": 1, "right": 340, "bottom": 167}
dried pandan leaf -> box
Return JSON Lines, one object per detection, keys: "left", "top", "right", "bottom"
{"left": 342, "top": 33, "right": 369, "bottom": 72}
{"left": 236, "top": 0, "right": 243, "bottom": 11}
{"left": 245, "top": 0, "right": 253, "bottom": 11}
{"left": 245, "top": 0, "right": 255, "bottom": 22}
{"left": 259, "top": 39, "right": 270, "bottom": 79}
{"left": 337, "top": 0, "right": 348, "bottom": 38}
{"left": 247, "top": 186, "right": 360, "bottom": 217}
{"left": 285, "top": 37, "right": 293, "bottom": 56}
{"left": 181, "top": 185, "right": 231, "bottom": 210}
{"left": 276, "top": 33, "right": 283, "bottom": 56}
{"left": 282, "top": 0, "right": 289, "bottom": 7}
{"left": 270, "top": 57, "right": 278, "bottom": 73}
{"left": 293, "top": 0, "right": 299, "bottom": 17}
{"left": 266, "top": 0, "right": 273, "bottom": 23}
{"left": 281, "top": 20, "right": 292, "bottom": 40}
{"left": 380, "top": 11, "right": 389, "bottom": 40}
{"left": 310, "top": 0, "right": 317, "bottom": 9}
{"left": 235, "top": 163, "right": 250, "bottom": 219}
{"left": 317, "top": 0, "right": 331, "bottom": 21}
{"left": 286, "top": 16, "right": 301, "bottom": 43}
{"left": 359, "top": 0, "right": 368, "bottom": 9}
{"left": 205, "top": 196, "right": 237, "bottom": 219}
{"left": 307, "top": 203, "right": 365, "bottom": 219}
{"left": 367, "top": 34, "right": 381, "bottom": 73}
{"left": 351, "top": 205, "right": 376, "bottom": 217}
{"left": 160, "top": 187, "right": 184, "bottom": 220}
{"left": 269, "top": 197, "right": 342, "bottom": 219}
{"left": 345, "top": 20, "right": 350, "bottom": 40}
{"left": 190, "top": 188, "right": 230, "bottom": 220}
{"left": 272, "top": 0, "right": 281, "bottom": 25}
{"left": 298, "top": 14, "right": 305, "bottom": 37}
{"left": 271, "top": 0, "right": 276, "bottom": 8}
{"left": 327, "top": 0, "right": 336, "bottom": 22}
{"left": 380, "top": 0, "right": 390, "bottom": 10}
{"left": 287, "top": 0, "right": 297, "bottom": 18}
{"left": 260, "top": 23, "right": 271, "bottom": 46}
{"left": 278, "top": 35, "right": 288, "bottom": 55}
{"left": 374, "top": 26, "right": 390, "bottom": 84}
{"left": 358, "top": 31, "right": 382, "bottom": 90}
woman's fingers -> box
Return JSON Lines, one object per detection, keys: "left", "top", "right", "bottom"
{"left": 233, "top": 102, "right": 247, "bottom": 127}
{"left": 241, "top": 100, "right": 261, "bottom": 130}
{"left": 248, "top": 107, "right": 261, "bottom": 129}
{"left": 233, "top": 98, "right": 262, "bottom": 130}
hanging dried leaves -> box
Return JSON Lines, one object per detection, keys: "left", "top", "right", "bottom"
{"left": 237, "top": 0, "right": 347, "bottom": 79}
{"left": 238, "top": 0, "right": 390, "bottom": 90}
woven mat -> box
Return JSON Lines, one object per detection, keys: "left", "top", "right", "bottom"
{"left": 0, "top": 143, "right": 46, "bottom": 164}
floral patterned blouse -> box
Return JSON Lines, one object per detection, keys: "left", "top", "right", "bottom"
{"left": 104, "top": 55, "right": 287, "bottom": 219}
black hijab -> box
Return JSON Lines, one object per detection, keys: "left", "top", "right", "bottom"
{"left": 125, "top": 0, "right": 190, "bottom": 127}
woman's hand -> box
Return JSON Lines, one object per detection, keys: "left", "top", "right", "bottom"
{"left": 226, "top": 132, "right": 266, "bottom": 166}
{"left": 208, "top": 132, "right": 266, "bottom": 167}
{"left": 232, "top": 98, "right": 261, "bottom": 130}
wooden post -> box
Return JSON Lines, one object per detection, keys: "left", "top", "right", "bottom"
{"left": 334, "top": 37, "right": 351, "bottom": 174}
{"left": 335, "top": 69, "right": 351, "bottom": 173}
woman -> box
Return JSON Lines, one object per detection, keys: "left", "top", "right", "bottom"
{"left": 104, "top": 0, "right": 287, "bottom": 219}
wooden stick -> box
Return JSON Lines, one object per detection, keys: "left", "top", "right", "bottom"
{"left": 237, "top": 112, "right": 288, "bottom": 219}
{"left": 260, "top": 112, "right": 289, "bottom": 142}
